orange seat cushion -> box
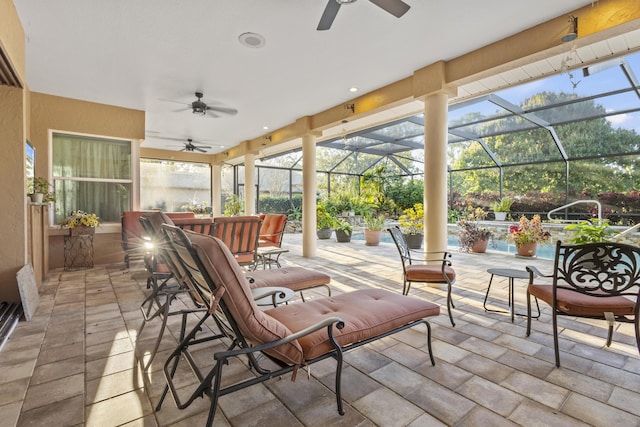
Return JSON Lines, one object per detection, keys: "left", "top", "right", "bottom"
{"left": 405, "top": 264, "right": 456, "bottom": 283}
{"left": 529, "top": 284, "right": 636, "bottom": 317}
{"left": 247, "top": 267, "right": 330, "bottom": 292}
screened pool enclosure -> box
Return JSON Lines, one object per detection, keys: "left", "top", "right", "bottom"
{"left": 225, "top": 50, "right": 640, "bottom": 223}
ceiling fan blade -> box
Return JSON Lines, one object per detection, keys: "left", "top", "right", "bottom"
{"left": 207, "top": 106, "right": 238, "bottom": 116}
{"left": 317, "top": 0, "right": 341, "bottom": 31}
{"left": 172, "top": 107, "right": 191, "bottom": 113}
{"left": 368, "top": 0, "right": 410, "bottom": 18}
{"left": 194, "top": 144, "right": 213, "bottom": 149}
{"left": 194, "top": 147, "right": 207, "bottom": 153}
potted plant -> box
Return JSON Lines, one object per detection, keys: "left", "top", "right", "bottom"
{"left": 29, "top": 176, "right": 56, "bottom": 203}
{"left": 509, "top": 214, "right": 551, "bottom": 257}
{"left": 363, "top": 213, "right": 385, "bottom": 246}
{"left": 564, "top": 219, "right": 612, "bottom": 244}
{"left": 316, "top": 204, "right": 334, "bottom": 239}
{"left": 59, "top": 210, "right": 101, "bottom": 235}
{"left": 398, "top": 203, "right": 424, "bottom": 249}
{"left": 334, "top": 219, "right": 353, "bottom": 243}
{"left": 457, "top": 206, "right": 492, "bottom": 253}
{"left": 491, "top": 196, "right": 513, "bottom": 221}
{"left": 223, "top": 194, "right": 243, "bottom": 216}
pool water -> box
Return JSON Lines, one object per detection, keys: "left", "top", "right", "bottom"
{"left": 351, "top": 232, "right": 555, "bottom": 260}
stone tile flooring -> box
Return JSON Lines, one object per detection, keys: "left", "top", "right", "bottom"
{"left": 2, "top": 233, "right": 640, "bottom": 426}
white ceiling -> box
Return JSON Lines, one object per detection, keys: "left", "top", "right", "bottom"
{"left": 14, "top": 0, "right": 596, "bottom": 155}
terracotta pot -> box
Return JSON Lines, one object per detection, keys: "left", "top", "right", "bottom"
{"left": 516, "top": 242, "right": 537, "bottom": 257}
{"left": 471, "top": 238, "right": 489, "bottom": 253}
{"left": 364, "top": 229, "right": 382, "bottom": 246}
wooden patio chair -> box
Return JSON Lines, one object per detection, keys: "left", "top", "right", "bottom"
{"left": 525, "top": 240, "right": 640, "bottom": 367}
{"left": 156, "top": 224, "right": 440, "bottom": 426}
{"left": 388, "top": 226, "right": 457, "bottom": 326}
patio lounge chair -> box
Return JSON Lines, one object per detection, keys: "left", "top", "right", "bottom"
{"left": 388, "top": 226, "right": 457, "bottom": 326}
{"left": 525, "top": 240, "right": 640, "bottom": 367}
{"left": 157, "top": 224, "right": 440, "bottom": 426}
{"left": 136, "top": 212, "right": 332, "bottom": 368}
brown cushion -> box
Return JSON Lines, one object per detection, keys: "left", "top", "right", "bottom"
{"left": 186, "top": 231, "right": 304, "bottom": 366}
{"left": 405, "top": 264, "right": 456, "bottom": 283}
{"left": 172, "top": 217, "right": 214, "bottom": 235}
{"left": 247, "top": 267, "right": 330, "bottom": 292}
{"left": 529, "top": 284, "right": 636, "bottom": 316}
{"left": 266, "top": 289, "right": 440, "bottom": 360}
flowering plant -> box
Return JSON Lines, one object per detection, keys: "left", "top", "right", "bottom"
{"left": 457, "top": 206, "right": 492, "bottom": 252}
{"left": 509, "top": 215, "right": 550, "bottom": 248}
{"left": 398, "top": 203, "right": 424, "bottom": 235}
{"left": 60, "top": 210, "right": 101, "bottom": 228}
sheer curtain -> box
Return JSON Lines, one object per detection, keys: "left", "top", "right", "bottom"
{"left": 52, "top": 133, "right": 131, "bottom": 224}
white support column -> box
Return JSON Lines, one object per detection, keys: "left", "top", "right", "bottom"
{"left": 424, "top": 92, "right": 449, "bottom": 252}
{"left": 212, "top": 163, "right": 222, "bottom": 217}
{"left": 302, "top": 134, "right": 317, "bottom": 258}
{"left": 244, "top": 153, "right": 256, "bottom": 215}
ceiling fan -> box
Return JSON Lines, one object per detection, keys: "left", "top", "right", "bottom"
{"left": 317, "top": 0, "right": 410, "bottom": 31}
{"left": 179, "top": 138, "right": 212, "bottom": 153}
{"left": 174, "top": 92, "right": 238, "bottom": 118}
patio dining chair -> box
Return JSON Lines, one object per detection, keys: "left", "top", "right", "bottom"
{"left": 388, "top": 226, "right": 457, "bottom": 326}
{"left": 525, "top": 240, "right": 640, "bottom": 367}
{"left": 212, "top": 215, "right": 262, "bottom": 270}
{"left": 156, "top": 224, "right": 440, "bottom": 426}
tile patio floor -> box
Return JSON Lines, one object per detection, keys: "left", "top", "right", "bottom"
{"left": 2, "top": 232, "right": 640, "bottom": 426}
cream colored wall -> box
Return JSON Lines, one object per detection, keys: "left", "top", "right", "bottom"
{"left": 0, "top": 0, "right": 27, "bottom": 302}
{"left": 0, "top": 85, "right": 27, "bottom": 301}
{"left": 29, "top": 93, "right": 145, "bottom": 269}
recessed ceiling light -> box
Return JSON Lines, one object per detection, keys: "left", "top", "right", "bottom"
{"left": 263, "top": 126, "right": 269, "bottom": 130}
{"left": 349, "top": 87, "right": 358, "bottom": 92}
{"left": 238, "top": 32, "right": 266, "bottom": 48}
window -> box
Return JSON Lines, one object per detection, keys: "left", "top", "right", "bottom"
{"left": 140, "top": 158, "right": 211, "bottom": 214}
{"left": 52, "top": 132, "right": 132, "bottom": 224}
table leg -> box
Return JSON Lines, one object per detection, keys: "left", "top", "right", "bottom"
{"left": 483, "top": 274, "right": 495, "bottom": 311}
{"left": 509, "top": 277, "right": 515, "bottom": 323}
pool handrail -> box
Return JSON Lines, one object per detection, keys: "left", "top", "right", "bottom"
{"left": 547, "top": 200, "right": 601, "bottom": 222}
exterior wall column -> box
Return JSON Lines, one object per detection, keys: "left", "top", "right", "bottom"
{"left": 423, "top": 91, "right": 449, "bottom": 252}
{"left": 301, "top": 133, "right": 317, "bottom": 257}
{"left": 212, "top": 163, "right": 222, "bottom": 217}
{"left": 244, "top": 152, "right": 256, "bottom": 215}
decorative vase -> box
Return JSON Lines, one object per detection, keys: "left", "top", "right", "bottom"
{"left": 516, "top": 242, "right": 537, "bottom": 257}
{"left": 335, "top": 229, "right": 352, "bottom": 243}
{"left": 316, "top": 228, "right": 332, "bottom": 239}
{"left": 471, "top": 238, "right": 489, "bottom": 253}
{"left": 69, "top": 226, "right": 95, "bottom": 236}
{"left": 494, "top": 212, "right": 507, "bottom": 221}
{"left": 31, "top": 193, "right": 44, "bottom": 203}
{"left": 364, "top": 229, "right": 382, "bottom": 246}
{"left": 404, "top": 233, "right": 423, "bottom": 249}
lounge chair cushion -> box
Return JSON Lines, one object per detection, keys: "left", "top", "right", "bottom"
{"left": 186, "top": 231, "right": 304, "bottom": 366}
{"left": 529, "top": 284, "right": 636, "bottom": 317}
{"left": 405, "top": 264, "right": 456, "bottom": 283}
{"left": 248, "top": 267, "right": 330, "bottom": 292}
{"left": 267, "top": 289, "right": 440, "bottom": 360}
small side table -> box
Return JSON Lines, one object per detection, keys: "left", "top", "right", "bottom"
{"left": 257, "top": 247, "right": 289, "bottom": 269}
{"left": 484, "top": 268, "right": 540, "bottom": 322}
{"left": 251, "top": 286, "right": 295, "bottom": 307}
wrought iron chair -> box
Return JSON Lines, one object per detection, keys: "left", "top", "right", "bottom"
{"left": 156, "top": 224, "right": 440, "bottom": 426}
{"left": 388, "top": 226, "right": 457, "bottom": 326}
{"left": 526, "top": 241, "right": 640, "bottom": 367}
